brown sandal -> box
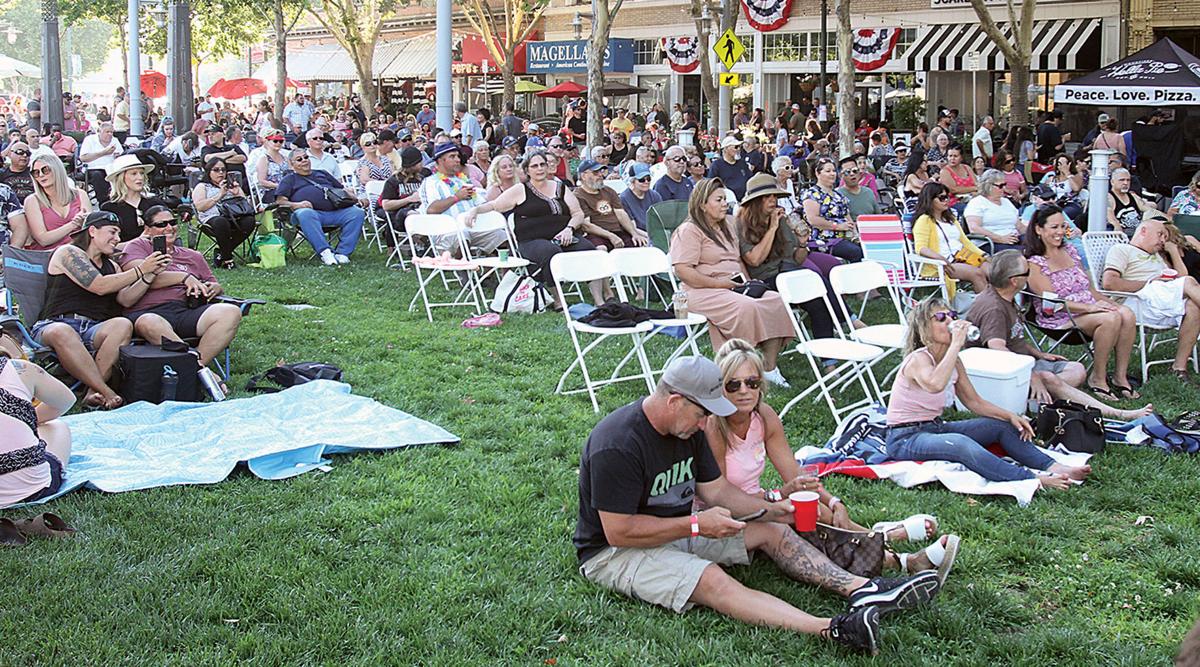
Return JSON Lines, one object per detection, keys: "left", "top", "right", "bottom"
{"left": 15, "top": 512, "right": 77, "bottom": 539}
{"left": 0, "top": 517, "right": 29, "bottom": 546}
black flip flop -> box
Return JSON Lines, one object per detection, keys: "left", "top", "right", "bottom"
{"left": 1111, "top": 384, "right": 1140, "bottom": 400}
{"left": 1088, "top": 384, "right": 1120, "bottom": 401}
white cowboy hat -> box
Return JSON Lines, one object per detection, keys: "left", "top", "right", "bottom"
{"left": 105, "top": 154, "right": 154, "bottom": 181}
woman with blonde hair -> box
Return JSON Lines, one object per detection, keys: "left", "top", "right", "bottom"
{"left": 671, "top": 177, "right": 794, "bottom": 386}
{"left": 354, "top": 131, "right": 393, "bottom": 194}
{"left": 18, "top": 150, "right": 91, "bottom": 250}
{"left": 484, "top": 153, "right": 522, "bottom": 201}
{"left": 704, "top": 338, "right": 959, "bottom": 581}
{"left": 884, "top": 296, "right": 1092, "bottom": 489}
{"left": 99, "top": 155, "right": 164, "bottom": 242}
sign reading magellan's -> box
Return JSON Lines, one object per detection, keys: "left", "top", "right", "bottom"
{"left": 1054, "top": 85, "right": 1200, "bottom": 105}
{"left": 524, "top": 39, "right": 635, "bottom": 73}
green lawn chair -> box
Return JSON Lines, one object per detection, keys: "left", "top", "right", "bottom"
{"left": 646, "top": 200, "right": 689, "bottom": 253}
{"left": 1173, "top": 214, "right": 1200, "bottom": 240}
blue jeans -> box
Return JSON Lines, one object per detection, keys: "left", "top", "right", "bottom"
{"left": 886, "top": 417, "right": 1054, "bottom": 482}
{"left": 292, "top": 206, "right": 364, "bottom": 255}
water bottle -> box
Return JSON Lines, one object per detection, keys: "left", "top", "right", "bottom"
{"left": 198, "top": 367, "right": 226, "bottom": 401}
{"left": 160, "top": 365, "right": 178, "bottom": 403}
{"left": 672, "top": 290, "right": 689, "bottom": 319}
{"left": 965, "top": 325, "right": 981, "bottom": 343}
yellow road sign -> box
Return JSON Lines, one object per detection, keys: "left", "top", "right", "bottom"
{"left": 719, "top": 72, "right": 740, "bottom": 87}
{"left": 713, "top": 29, "right": 746, "bottom": 71}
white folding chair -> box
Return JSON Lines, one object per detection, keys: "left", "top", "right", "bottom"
{"left": 775, "top": 269, "right": 886, "bottom": 423}
{"left": 405, "top": 214, "right": 481, "bottom": 322}
{"left": 458, "top": 211, "right": 531, "bottom": 306}
{"left": 608, "top": 247, "right": 709, "bottom": 378}
{"left": 603, "top": 179, "right": 628, "bottom": 195}
{"left": 829, "top": 261, "right": 908, "bottom": 392}
{"left": 363, "top": 180, "right": 387, "bottom": 252}
{"left": 551, "top": 250, "right": 655, "bottom": 412}
{"left": 1082, "top": 231, "right": 1197, "bottom": 378}
{"left": 339, "top": 159, "right": 359, "bottom": 189}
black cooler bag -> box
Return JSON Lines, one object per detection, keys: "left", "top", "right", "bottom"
{"left": 119, "top": 342, "right": 202, "bottom": 404}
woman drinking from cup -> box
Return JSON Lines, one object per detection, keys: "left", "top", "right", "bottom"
{"left": 705, "top": 339, "right": 959, "bottom": 581}
{"left": 884, "top": 297, "right": 1092, "bottom": 490}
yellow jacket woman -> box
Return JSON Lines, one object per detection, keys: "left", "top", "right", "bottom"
{"left": 910, "top": 182, "right": 989, "bottom": 297}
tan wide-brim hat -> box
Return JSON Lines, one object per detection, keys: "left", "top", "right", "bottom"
{"left": 105, "top": 154, "right": 154, "bottom": 183}
{"left": 741, "top": 172, "right": 790, "bottom": 206}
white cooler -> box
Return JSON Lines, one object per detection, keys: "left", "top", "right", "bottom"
{"left": 954, "top": 348, "right": 1035, "bottom": 415}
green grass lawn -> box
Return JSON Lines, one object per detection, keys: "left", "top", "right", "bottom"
{"left": 2, "top": 248, "right": 1198, "bottom": 665}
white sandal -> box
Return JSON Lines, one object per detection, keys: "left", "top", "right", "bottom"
{"left": 897, "top": 534, "right": 961, "bottom": 587}
{"left": 872, "top": 514, "right": 938, "bottom": 542}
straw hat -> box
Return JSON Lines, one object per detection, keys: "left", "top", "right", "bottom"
{"left": 740, "top": 173, "right": 790, "bottom": 206}
{"left": 105, "top": 154, "right": 153, "bottom": 182}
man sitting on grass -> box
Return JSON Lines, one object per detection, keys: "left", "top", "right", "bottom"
{"left": 120, "top": 205, "right": 244, "bottom": 373}
{"left": 575, "top": 356, "right": 942, "bottom": 656}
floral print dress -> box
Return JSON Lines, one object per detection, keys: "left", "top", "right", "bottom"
{"left": 801, "top": 185, "right": 851, "bottom": 243}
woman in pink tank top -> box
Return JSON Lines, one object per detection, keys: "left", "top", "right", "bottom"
{"left": 21, "top": 152, "right": 91, "bottom": 251}
{"left": 885, "top": 297, "right": 1092, "bottom": 490}
{"left": 0, "top": 357, "right": 76, "bottom": 508}
{"left": 703, "top": 339, "right": 956, "bottom": 575}
{"left": 937, "top": 145, "right": 976, "bottom": 209}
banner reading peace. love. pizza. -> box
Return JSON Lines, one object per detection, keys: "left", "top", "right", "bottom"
{"left": 740, "top": 0, "right": 794, "bottom": 32}
{"left": 660, "top": 37, "right": 701, "bottom": 73}
{"left": 852, "top": 28, "right": 901, "bottom": 71}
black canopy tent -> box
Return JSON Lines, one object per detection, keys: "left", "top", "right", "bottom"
{"left": 1054, "top": 38, "right": 1200, "bottom": 190}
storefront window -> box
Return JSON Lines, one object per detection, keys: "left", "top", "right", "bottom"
{"left": 895, "top": 28, "right": 917, "bottom": 57}
{"left": 765, "top": 32, "right": 805, "bottom": 62}
{"left": 633, "top": 39, "right": 660, "bottom": 66}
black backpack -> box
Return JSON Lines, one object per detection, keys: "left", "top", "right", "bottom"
{"left": 245, "top": 362, "right": 343, "bottom": 393}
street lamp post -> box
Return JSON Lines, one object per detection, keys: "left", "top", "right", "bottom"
{"left": 818, "top": 0, "right": 827, "bottom": 109}
{"left": 166, "top": 0, "right": 193, "bottom": 129}
{"left": 435, "top": 0, "right": 453, "bottom": 131}
{"left": 41, "top": 0, "right": 64, "bottom": 128}
{"left": 128, "top": 0, "right": 144, "bottom": 137}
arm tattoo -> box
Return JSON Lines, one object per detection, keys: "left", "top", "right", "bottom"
{"left": 771, "top": 531, "right": 860, "bottom": 595}
{"left": 62, "top": 247, "right": 100, "bottom": 288}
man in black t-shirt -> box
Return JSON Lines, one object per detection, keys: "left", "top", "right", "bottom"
{"left": 0, "top": 140, "right": 36, "bottom": 202}
{"left": 377, "top": 147, "right": 430, "bottom": 248}
{"left": 575, "top": 357, "right": 941, "bottom": 655}
{"left": 1035, "top": 111, "right": 1069, "bottom": 164}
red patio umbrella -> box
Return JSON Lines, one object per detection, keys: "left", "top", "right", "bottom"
{"left": 207, "top": 78, "right": 227, "bottom": 97}
{"left": 213, "top": 77, "right": 268, "bottom": 99}
{"left": 140, "top": 70, "right": 167, "bottom": 98}
{"left": 285, "top": 78, "right": 309, "bottom": 90}
{"left": 536, "top": 81, "right": 586, "bottom": 98}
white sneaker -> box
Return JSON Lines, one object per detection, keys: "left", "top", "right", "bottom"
{"left": 319, "top": 249, "right": 337, "bottom": 266}
{"left": 763, "top": 367, "right": 791, "bottom": 388}
{"left": 334, "top": 253, "right": 351, "bottom": 264}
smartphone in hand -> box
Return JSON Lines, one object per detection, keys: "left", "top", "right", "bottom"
{"left": 734, "top": 509, "right": 768, "bottom": 522}
{"left": 152, "top": 235, "right": 168, "bottom": 254}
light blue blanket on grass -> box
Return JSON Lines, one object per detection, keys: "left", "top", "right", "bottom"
{"left": 21, "top": 380, "right": 459, "bottom": 505}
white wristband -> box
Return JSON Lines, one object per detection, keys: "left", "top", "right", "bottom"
{"left": 828, "top": 496, "right": 842, "bottom": 509}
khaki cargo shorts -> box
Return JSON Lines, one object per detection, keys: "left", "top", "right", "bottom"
{"left": 579, "top": 534, "right": 751, "bottom": 613}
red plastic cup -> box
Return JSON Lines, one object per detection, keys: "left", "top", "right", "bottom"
{"left": 1162, "top": 268, "right": 1179, "bottom": 281}
{"left": 789, "top": 491, "right": 819, "bottom": 532}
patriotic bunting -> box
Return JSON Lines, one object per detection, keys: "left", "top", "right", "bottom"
{"left": 740, "top": 0, "right": 794, "bottom": 32}
{"left": 852, "top": 28, "right": 901, "bottom": 71}
{"left": 661, "top": 36, "right": 701, "bottom": 73}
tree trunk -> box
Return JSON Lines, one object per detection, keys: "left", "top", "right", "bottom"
{"left": 501, "top": 55, "right": 516, "bottom": 112}
{"left": 586, "top": 0, "right": 613, "bottom": 150}
{"left": 351, "top": 40, "right": 378, "bottom": 115}
{"left": 118, "top": 22, "right": 128, "bottom": 86}
{"left": 690, "top": 0, "right": 716, "bottom": 131}
{"left": 273, "top": 0, "right": 286, "bottom": 126}
{"left": 835, "top": 0, "right": 856, "bottom": 157}
{"left": 1009, "top": 59, "right": 1031, "bottom": 126}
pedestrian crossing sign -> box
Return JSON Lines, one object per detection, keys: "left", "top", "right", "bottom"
{"left": 714, "top": 29, "right": 746, "bottom": 71}
{"left": 719, "top": 72, "right": 740, "bottom": 87}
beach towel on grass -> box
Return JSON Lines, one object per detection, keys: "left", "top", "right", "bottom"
{"left": 795, "top": 404, "right": 1092, "bottom": 507}
{"left": 19, "top": 380, "right": 459, "bottom": 505}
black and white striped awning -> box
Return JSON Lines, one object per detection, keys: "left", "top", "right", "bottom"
{"left": 904, "top": 18, "right": 1101, "bottom": 72}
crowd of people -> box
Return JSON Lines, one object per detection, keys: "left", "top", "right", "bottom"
{"left": 1, "top": 86, "right": 1197, "bottom": 656}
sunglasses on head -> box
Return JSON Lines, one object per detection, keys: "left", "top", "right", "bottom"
{"left": 932, "top": 310, "right": 959, "bottom": 322}
{"left": 146, "top": 218, "right": 177, "bottom": 228}
{"left": 725, "top": 377, "right": 762, "bottom": 393}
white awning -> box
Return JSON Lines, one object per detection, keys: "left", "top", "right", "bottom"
{"left": 378, "top": 37, "right": 438, "bottom": 79}
{"left": 905, "top": 18, "right": 1101, "bottom": 72}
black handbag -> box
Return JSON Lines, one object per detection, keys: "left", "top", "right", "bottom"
{"left": 731, "top": 279, "right": 770, "bottom": 299}
{"left": 301, "top": 175, "right": 355, "bottom": 209}
{"left": 245, "top": 362, "right": 344, "bottom": 393}
{"left": 1036, "top": 400, "right": 1106, "bottom": 454}
{"left": 217, "top": 195, "right": 255, "bottom": 218}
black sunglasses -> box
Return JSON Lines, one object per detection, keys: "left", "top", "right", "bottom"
{"left": 11, "top": 149, "right": 29, "bottom": 156}
{"left": 725, "top": 378, "right": 762, "bottom": 393}
{"left": 634, "top": 176, "right": 651, "bottom": 183}
{"left": 935, "top": 193, "right": 950, "bottom": 201}
{"left": 146, "top": 219, "right": 177, "bottom": 228}
{"left": 362, "top": 141, "right": 375, "bottom": 147}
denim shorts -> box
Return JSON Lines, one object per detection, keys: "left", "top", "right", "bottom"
{"left": 31, "top": 316, "right": 107, "bottom": 351}
{"left": 1032, "top": 358, "right": 1072, "bottom": 374}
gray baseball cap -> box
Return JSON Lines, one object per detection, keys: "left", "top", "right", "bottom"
{"left": 661, "top": 357, "right": 736, "bottom": 417}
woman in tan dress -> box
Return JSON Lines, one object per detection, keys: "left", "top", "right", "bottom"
{"left": 671, "top": 177, "right": 795, "bottom": 387}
